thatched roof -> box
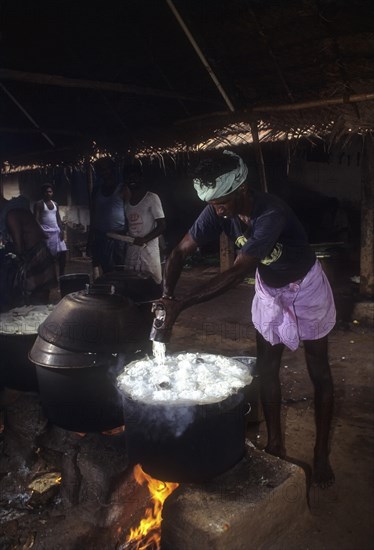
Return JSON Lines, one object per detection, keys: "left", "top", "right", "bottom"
{"left": 1, "top": 0, "right": 374, "bottom": 165}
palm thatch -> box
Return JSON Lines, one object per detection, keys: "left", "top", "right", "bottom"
{"left": 1, "top": 0, "right": 374, "bottom": 166}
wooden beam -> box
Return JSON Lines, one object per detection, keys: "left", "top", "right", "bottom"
{"left": 166, "top": 0, "right": 235, "bottom": 112}
{"left": 0, "top": 82, "right": 55, "bottom": 146}
{"left": 176, "top": 92, "right": 374, "bottom": 127}
{"left": 360, "top": 135, "right": 374, "bottom": 297}
{"left": 0, "top": 127, "right": 90, "bottom": 138}
{"left": 220, "top": 233, "right": 235, "bottom": 272}
{"left": 250, "top": 120, "right": 268, "bottom": 192}
{"left": 0, "top": 68, "right": 217, "bottom": 104}
{"left": 253, "top": 92, "right": 374, "bottom": 113}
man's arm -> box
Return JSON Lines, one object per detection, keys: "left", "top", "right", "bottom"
{"left": 181, "top": 251, "right": 257, "bottom": 309}
{"left": 55, "top": 205, "right": 63, "bottom": 230}
{"left": 133, "top": 218, "right": 166, "bottom": 246}
{"left": 33, "top": 201, "right": 42, "bottom": 224}
{"left": 163, "top": 232, "right": 198, "bottom": 297}
{"left": 55, "top": 204, "right": 65, "bottom": 240}
{"left": 164, "top": 232, "right": 257, "bottom": 305}
{"left": 158, "top": 232, "right": 257, "bottom": 337}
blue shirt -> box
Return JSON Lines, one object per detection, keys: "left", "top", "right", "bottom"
{"left": 189, "top": 191, "right": 315, "bottom": 287}
{"left": 93, "top": 183, "right": 126, "bottom": 233}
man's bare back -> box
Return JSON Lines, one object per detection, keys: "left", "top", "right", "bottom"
{"left": 6, "top": 208, "right": 46, "bottom": 254}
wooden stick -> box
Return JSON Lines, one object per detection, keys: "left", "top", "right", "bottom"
{"left": 0, "top": 82, "right": 55, "bottom": 146}
{"left": 250, "top": 120, "right": 268, "bottom": 192}
{"left": 166, "top": 0, "right": 235, "bottom": 112}
{"left": 0, "top": 126, "right": 89, "bottom": 137}
{"left": 176, "top": 92, "right": 374, "bottom": 127}
{"left": 252, "top": 92, "right": 374, "bottom": 113}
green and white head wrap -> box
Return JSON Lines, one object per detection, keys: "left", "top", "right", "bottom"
{"left": 193, "top": 150, "right": 248, "bottom": 202}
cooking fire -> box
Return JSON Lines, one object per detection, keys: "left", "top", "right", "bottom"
{"left": 124, "top": 464, "right": 179, "bottom": 550}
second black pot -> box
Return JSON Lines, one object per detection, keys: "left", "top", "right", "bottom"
{"left": 35, "top": 358, "right": 126, "bottom": 433}
{"left": 122, "top": 391, "right": 247, "bottom": 483}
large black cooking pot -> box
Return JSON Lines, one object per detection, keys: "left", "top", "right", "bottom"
{"left": 34, "top": 350, "right": 128, "bottom": 432}
{"left": 121, "top": 391, "right": 247, "bottom": 483}
{"left": 0, "top": 333, "right": 39, "bottom": 392}
{"left": 29, "top": 285, "right": 149, "bottom": 432}
{"left": 59, "top": 272, "right": 90, "bottom": 298}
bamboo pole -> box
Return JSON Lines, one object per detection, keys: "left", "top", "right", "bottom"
{"left": 0, "top": 68, "right": 217, "bottom": 104}
{"left": 250, "top": 120, "right": 268, "bottom": 192}
{"left": 0, "top": 127, "right": 89, "bottom": 138}
{"left": 176, "top": 91, "right": 374, "bottom": 127}
{"left": 0, "top": 83, "right": 54, "bottom": 146}
{"left": 253, "top": 92, "right": 374, "bottom": 113}
{"left": 85, "top": 157, "right": 94, "bottom": 215}
{"left": 165, "top": 3, "right": 269, "bottom": 201}
{"left": 220, "top": 233, "right": 235, "bottom": 273}
{"left": 166, "top": 0, "right": 238, "bottom": 274}
{"left": 165, "top": 0, "right": 235, "bottom": 112}
{"left": 85, "top": 157, "right": 97, "bottom": 277}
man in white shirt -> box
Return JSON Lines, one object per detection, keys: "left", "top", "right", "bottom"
{"left": 123, "top": 165, "right": 166, "bottom": 291}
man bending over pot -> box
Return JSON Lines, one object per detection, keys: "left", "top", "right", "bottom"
{"left": 152, "top": 150, "right": 336, "bottom": 488}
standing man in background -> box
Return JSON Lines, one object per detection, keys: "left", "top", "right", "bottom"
{"left": 122, "top": 164, "right": 166, "bottom": 295}
{"left": 34, "top": 184, "right": 67, "bottom": 277}
{"left": 0, "top": 194, "right": 56, "bottom": 307}
{"left": 86, "top": 157, "right": 127, "bottom": 276}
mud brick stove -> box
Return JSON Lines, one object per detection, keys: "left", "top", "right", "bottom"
{"left": 0, "top": 392, "right": 308, "bottom": 550}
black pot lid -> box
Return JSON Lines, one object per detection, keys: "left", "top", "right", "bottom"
{"left": 29, "top": 335, "right": 120, "bottom": 369}
{"left": 37, "top": 284, "right": 146, "bottom": 353}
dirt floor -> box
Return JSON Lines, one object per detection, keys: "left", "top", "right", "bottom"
{"left": 0, "top": 257, "right": 373, "bottom": 549}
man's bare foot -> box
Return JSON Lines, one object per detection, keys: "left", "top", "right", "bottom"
{"left": 265, "top": 443, "right": 286, "bottom": 459}
{"left": 101, "top": 425, "right": 125, "bottom": 436}
{"left": 312, "top": 456, "right": 335, "bottom": 488}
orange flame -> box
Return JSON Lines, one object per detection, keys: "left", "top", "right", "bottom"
{"left": 126, "top": 464, "right": 179, "bottom": 550}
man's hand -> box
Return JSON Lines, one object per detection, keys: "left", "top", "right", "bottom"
{"left": 151, "top": 297, "right": 184, "bottom": 340}
{"left": 133, "top": 236, "right": 147, "bottom": 247}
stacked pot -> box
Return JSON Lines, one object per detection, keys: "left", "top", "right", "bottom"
{"left": 29, "top": 285, "right": 148, "bottom": 433}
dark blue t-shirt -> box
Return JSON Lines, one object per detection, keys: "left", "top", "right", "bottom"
{"left": 189, "top": 191, "right": 315, "bottom": 287}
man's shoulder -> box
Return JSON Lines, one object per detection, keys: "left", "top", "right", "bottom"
{"left": 34, "top": 199, "right": 43, "bottom": 210}
{"left": 252, "top": 192, "right": 289, "bottom": 216}
{"left": 146, "top": 191, "right": 161, "bottom": 200}
{"left": 192, "top": 204, "right": 220, "bottom": 228}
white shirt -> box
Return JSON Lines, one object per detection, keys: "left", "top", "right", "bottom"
{"left": 124, "top": 192, "right": 165, "bottom": 283}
